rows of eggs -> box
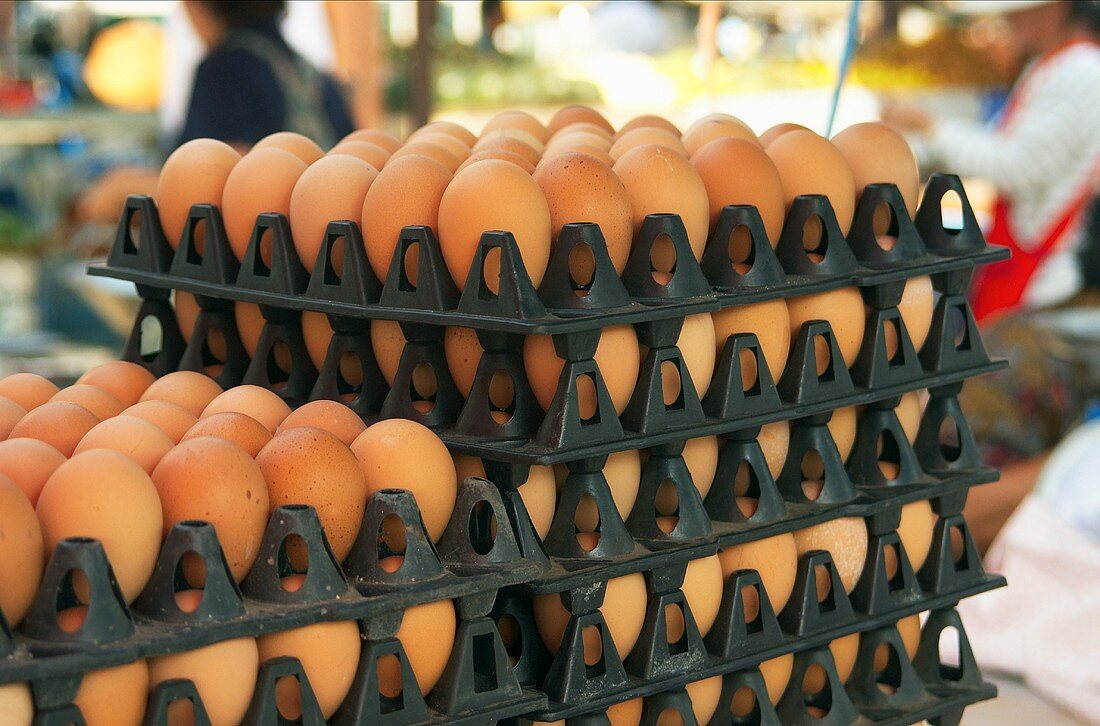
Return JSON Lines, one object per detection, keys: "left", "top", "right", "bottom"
{"left": 156, "top": 105, "right": 922, "bottom": 304}
{"left": 0, "top": 365, "right": 939, "bottom": 724}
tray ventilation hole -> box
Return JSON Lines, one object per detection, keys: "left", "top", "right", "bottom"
{"left": 802, "top": 664, "right": 832, "bottom": 717}
{"left": 874, "top": 642, "right": 902, "bottom": 695}
{"left": 814, "top": 564, "right": 835, "bottom": 608}
{"left": 58, "top": 566, "right": 90, "bottom": 633}
{"left": 663, "top": 602, "right": 689, "bottom": 654}
{"left": 660, "top": 360, "right": 683, "bottom": 408}
{"left": 741, "top": 583, "right": 762, "bottom": 632}
{"left": 650, "top": 233, "right": 677, "bottom": 286}
{"left": 324, "top": 234, "right": 346, "bottom": 285}
{"left": 739, "top": 347, "right": 759, "bottom": 393}
{"left": 472, "top": 631, "right": 500, "bottom": 693}
{"left": 378, "top": 513, "right": 407, "bottom": 572}
{"left": 655, "top": 478, "right": 680, "bottom": 533}
{"left": 496, "top": 613, "right": 522, "bottom": 666}
{"left": 655, "top": 708, "right": 685, "bottom": 726}
{"left": 937, "top": 626, "right": 963, "bottom": 679}
{"left": 275, "top": 674, "right": 304, "bottom": 720}
{"left": 730, "top": 685, "right": 758, "bottom": 720}
{"left": 734, "top": 461, "right": 761, "bottom": 519}
{"left": 468, "top": 499, "right": 497, "bottom": 556}
{"left": 573, "top": 493, "right": 600, "bottom": 552}
{"left": 186, "top": 217, "right": 207, "bottom": 264}
{"left": 802, "top": 214, "right": 827, "bottom": 263}
{"left": 488, "top": 369, "right": 515, "bottom": 425}
{"left": 402, "top": 241, "right": 419, "bottom": 291}
{"left": 255, "top": 226, "right": 274, "bottom": 273}
{"left": 376, "top": 653, "right": 404, "bottom": 706}
{"left": 941, "top": 190, "right": 965, "bottom": 233}
{"left": 938, "top": 417, "right": 962, "bottom": 463}
{"left": 800, "top": 449, "right": 825, "bottom": 501}
{"left": 729, "top": 225, "right": 755, "bottom": 275}
{"left": 582, "top": 624, "right": 605, "bottom": 672}
{"left": 125, "top": 207, "right": 143, "bottom": 254}
{"left": 873, "top": 201, "right": 899, "bottom": 251}
{"left": 139, "top": 315, "right": 165, "bottom": 361}
{"left": 337, "top": 351, "right": 364, "bottom": 401}
{"left": 481, "top": 246, "right": 502, "bottom": 297}
{"left": 568, "top": 241, "right": 595, "bottom": 296}
{"left": 278, "top": 533, "right": 309, "bottom": 588}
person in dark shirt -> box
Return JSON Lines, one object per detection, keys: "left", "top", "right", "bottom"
{"left": 177, "top": 0, "right": 354, "bottom": 150}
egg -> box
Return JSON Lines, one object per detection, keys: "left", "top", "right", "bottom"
{"left": 617, "top": 115, "right": 681, "bottom": 139}
{"left": 524, "top": 325, "right": 640, "bottom": 416}
{"left": 75, "top": 416, "right": 174, "bottom": 474}
{"left": 675, "top": 554, "right": 723, "bottom": 636}
{"left": 351, "top": 419, "right": 457, "bottom": 543}
{"left": 831, "top": 122, "right": 920, "bottom": 216}
{"left": 37, "top": 449, "right": 162, "bottom": 602}
{"left": 895, "top": 392, "right": 922, "bottom": 445}
{"left": 257, "top": 620, "right": 360, "bottom": 718}
{"left": 0, "top": 475, "right": 43, "bottom": 626}
{"left": 73, "top": 659, "right": 149, "bottom": 726}
{"left": 0, "top": 398, "right": 24, "bottom": 440}
{"left": 606, "top": 698, "right": 644, "bottom": 725}
{"left": 389, "top": 141, "right": 462, "bottom": 173}
{"left": 202, "top": 385, "right": 291, "bottom": 434}
{"left": 712, "top": 299, "right": 791, "bottom": 388}
{"left": 342, "top": 128, "right": 403, "bottom": 155}
{"left": 0, "top": 438, "right": 65, "bottom": 505}
{"left": 472, "top": 130, "right": 543, "bottom": 167}
{"left": 684, "top": 675, "right": 722, "bottom": 725}
{"left": 691, "top": 137, "right": 786, "bottom": 245}
{"left": 289, "top": 154, "right": 378, "bottom": 271}
{"left": 123, "top": 400, "right": 198, "bottom": 443}
{"left": 533, "top": 153, "right": 634, "bottom": 276}
{"left": 254, "top": 131, "right": 324, "bottom": 163}
{"left": 410, "top": 133, "right": 471, "bottom": 162}
{"left": 329, "top": 140, "right": 392, "bottom": 170}
{"left": 898, "top": 499, "right": 936, "bottom": 571}
{"left": 545, "top": 131, "right": 614, "bottom": 157}
{"left": 897, "top": 614, "right": 921, "bottom": 659}
{"left": 258, "top": 427, "right": 367, "bottom": 561}
{"left": 409, "top": 120, "right": 476, "bottom": 148}
{"left": 482, "top": 109, "right": 549, "bottom": 144}
{"left": 278, "top": 399, "right": 366, "bottom": 446}
{"left": 384, "top": 599, "right": 456, "bottom": 696}
{"left": 361, "top": 154, "right": 452, "bottom": 282}
{"left": 183, "top": 413, "right": 270, "bottom": 458}
{"left": 558, "top": 448, "right": 641, "bottom": 534}
{"left": 457, "top": 148, "right": 536, "bottom": 174}
{"left": 50, "top": 384, "right": 124, "bottom": 421}
{"left": 553, "top": 122, "right": 615, "bottom": 143}
{"left": 369, "top": 319, "right": 409, "bottom": 387}
{"left": 830, "top": 406, "right": 857, "bottom": 463}
{"left": 547, "top": 105, "right": 614, "bottom": 136}
{"left": 609, "top": 128, "right": 688, "bottom": 161}
{"left": 682, "top": 116, "right": 759, "bottom": 156}
{"left": 453, "top": 455, "right": 556, "bottom": 539}
{"left": 668, "top": 312, "right": 717, "bottom": 398}
{"left": 614, "top": 145, "right": 710, "bottom": 263}
{"left": 0, "top": 683, "right": 32, "bottom": 726}
{"left": 766, "top": 130, "right": 856, "bottom": 235}
{"left": 757, "top": 653, "right": 794, "bottom": 705}
{"left": 533, "top": 573, "right": 648, "bottom": 657}
{"left": 896, "top": 275, "right": 935, "bottom": 353}
{"left": 77, "top": 361, "right": 156, "bottom": 408}
{"left": 442, "top": 326, "right": 483, "bottom": 397}
{"left": 681, "top": 435, "right": 719, "bottom": 499}
{"left": 0, "top": 372, "right": 59, "bottom": 411}
{"left": 300, "top": 311, "right": 335, "bottom": 375}
{"left": 220, "top": 147, "right": 308, "bottom": 261}
{"left": 792, "top": 517, "right": 868, "bottom": 593}
{"left": 140, "top": 371, "right": 223, "bottom": 418}
{"left": 438, "top": 160, "right": 551, "bottom": 291}
{"left": 173, "top": 290, "right": 215, "bottom": 354}
{"left": 786, "top": 287, "right": 866, "bottom": 369}
{"left": 149, "top": 637, "right": 259, "bottom": 726}
{"left": 803, "top": 633, "right": 859, "bottom": 690}
{"left": 10, "top": 402, "right": 99, "bottom": 457}
{"left": 718, "top": 532, "right": 798, "bottom": 613}
{"left": 155, "top": 139, "right": 241, "bottom": 248}
{"left": 153, "top": 437, "right": 269, "bottom": 581}
{"left": 759, "top": 122, "right": 811, "bottom": 148}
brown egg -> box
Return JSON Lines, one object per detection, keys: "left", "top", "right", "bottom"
{"left": 289, "top": 154, "right": 378, "bottom": 271}
{"left": 259, "top": 427, "right": 367, "bottom": 561}
{"left": 757, "top": 653, "right": 794, "bottom": 705}
{"left": 361, "top": 154, "right": 452, "bottom": 282}
{"left": 257, "top": 620, "right": 360, "bottom": 718}
{"left": 682, "top": 116, "right": 759, "bottom": 156}
{"left": 898, "top": 499, "right": 936, "bottom": 571}
{"left": 675, "top": 312, "right": 717, "bottom": 397}
{"left": 149, "top": 638, "right": 258, "bottom": 726}
{"left": 0, "top": 397, "right": 24, "bottom": 440}
{"left": 609, "top": 127, "right": 688, "bottom": 161}
{"left": 524, "top": 325, "right": 640, "bottom": 416}
{"left": 533, "top": 153, "right": 633, "bottom": 274}
{"left": 830, "top": 406, "right": 858, "bottom": 463}
{"left": 457, "top": 148, "right": 536, "bottom": 174}
{"left": 300, "top": 311, "right": 334, "bottom": 373}
{"left": 787, "top": 287, "right": 866, "bottom": 369}
{"left": 547, "top": 105, "right": 614, "bottom": 137}
{"left": 75, "top": 416, "right": 174, "bottom": 474}
{"left": 278, "top": 399, "right": 365, "bottom": 446}
{"left": 37, "top": 449, "right": 162, "bottom": 602}
{"left": 140, "top": 371, "right": 223, "bottom": 418}
{"left": 408, "top": 120, "right": 476, "bottom": 148}
{"left": 897, "top": 614, "right": 921, "bottom": 659}
{"left": 684, "top": 675, "right": 722, "bottom": 725}
{"left": 384, "top": 599, "right": 456, "bottom": 696}
{"left": 898, "top": 275, "right": 934, "bottom": 352}
{"left": 483, "top": 109, "right": 549, "bottom": 143}
{"left": 584, "top": 449, "right": 642, "bottom": 529}
{"left": 533, "top": 573, "right": 648, "bottom": 656}
{"left": 801, "top": 633, "right": 858, "bottom": 690}
{"left": 173, "top": 290, "right": 208, "bottom": 349}
{"left": 153, "top": 437, "right": 269, "bottom": 581}
{"left": 123, "top": 399, "right": 198, "bottom": 443}
{"left": 0, "top": 372, "right": 59, "bottom": 411}
{"left": 0, "top": 475, "right": 43, "bottom": 626}
{"left": 77, "top": 361, "right": 156, "bottom": 408}
{"left": 606, "top": 698, "right": 643, "bottom": 725}
{"left": 767, "top": 130, "right": 856, "bottom": 235}
{"left": 832, "top": 122, "right": 920, "bottom": 216}
{"left": 232, "top": 302, "right": 267, "bottom": 359}
{"left": 617, "top": 115, "right": 681, "bottom": 139}
{"left": 712, "top": 300, "right": 791, "bottom": 387}
{"left": 0, "top": 683, "right": 33, "bottom": 726}
{"left": 411, "top": 133, "right": 471, "bottom": 162}
{"left": 758, "top": 421, "right": 790, "bottom": 479}
{"left": 351, "top": 419, "right": 457, "bottom": 543}
{"left": 342, "top": 128, "right": 403, "bottom": 154}
{"left": 793, "top": 517, "right": 868, "bottom": 593}
{"left": 759, "top": 122, "right": 812, "bottom": 148}
{"left": 718, "top": 532, "right": 798, "bottom": 613}
{"left": 443, "top": 326, "right": 483, "bottom": 397}
{"left": 453, "top": 455, "right": 556, "bottom": 539}
{"left": 472, "top": 130, "right": 543, "bottom": 167}
{"left": 329, "top": 140, "right": 391, "bottom": 170}
{"left": 73, "top": 659, "right": 149, "bottom": 726}
{"left": 0, "top": 438, "right": 65, "bottom": 505}
{"left": 691, "top": 137, "right": 786, "bottom": 244}
{"left": 202, "top": 385, "right": 291, "bottom": 434}
{"left": 614, "top": 145, "right": 710, "bottom": 262}
{"left": 682, "top": 435, "right": 719, "bottom": 497}
{"left": 545, "top": 131, "right": 614, "bottom": 156}
{"left": 438, "top": 160, "right": 552, "bottom": 290}
{"left": 10, "top": 402, "right": 99, "bottom": 457}
{"left": 553, "top": 122, "right": 615, "bottom": 143}
{"left": 50, "top": 384, "right": 123, "bottom": 421}
{"left": 155, "top": 139, "right": 241, "bottom": 248}
{"left": 254, "top": 131, "right": 323, "bottom": 164}
{"left": 182, "top": 412, "right": 271, "bottom": 457}
{"left": 368, "top": 318, "right": 408, "bottom": 386}
{"left": 389, "top": 141, "right": 461, "bottom": 173}
{"left": 896, "top": 392, "right": 922, "bottom": 445}
{"left": 679, "top": 554, "right": 723, "bottom": 636}
{"left": 221, "top": 147, "right": 307, "bottom": 261}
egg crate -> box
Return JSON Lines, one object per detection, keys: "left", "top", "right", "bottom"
{"left": 490, "top": 491, "right": 1003, "bottom": 722}
{"left": 502, "top": 608, "right": 994, "bottom": 726}
{"left": 0, "top": 475, "right": 548, "bottom": 726}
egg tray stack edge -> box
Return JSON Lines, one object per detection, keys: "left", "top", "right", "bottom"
{"left": 0, "top": 479, "right": 549, "bottom": 726}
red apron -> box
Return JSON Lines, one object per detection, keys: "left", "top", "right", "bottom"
{"left": 970, "top": 39, "right": 1100, "bottom": 325}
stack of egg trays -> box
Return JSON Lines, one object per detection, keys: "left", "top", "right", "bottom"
{"left": 0, "top": 480, "right": 548, "bottom": 725}
{"left": 86, "top": 173, "right": 1008, "bottom": 722}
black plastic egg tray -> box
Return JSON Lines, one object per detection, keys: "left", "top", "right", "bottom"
{"left": 4, "top": 478, "right": 548, "bottom": 725}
